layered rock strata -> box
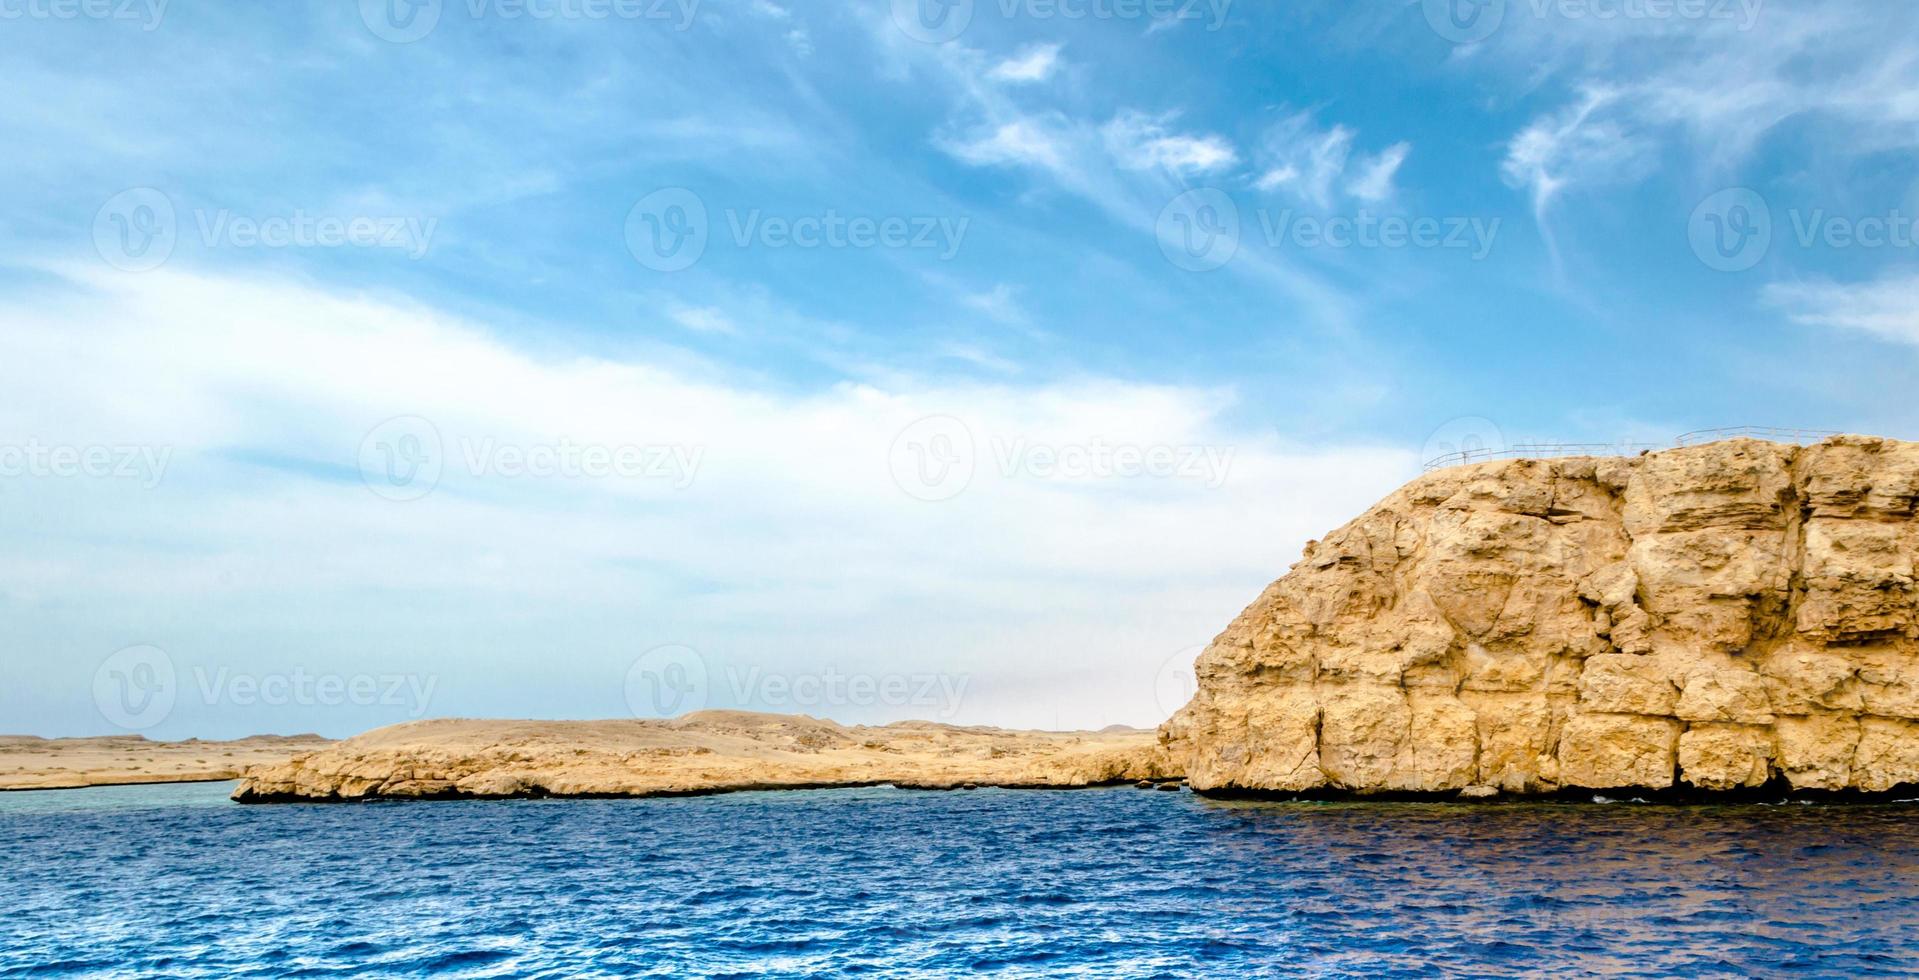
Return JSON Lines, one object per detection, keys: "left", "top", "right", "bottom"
{"left": 1162, "top": 436, "right": 1919, "bottom": 797}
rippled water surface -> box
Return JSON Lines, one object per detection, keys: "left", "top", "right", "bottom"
{"left": 5, "top": 783, "right": 1919, "bottom": 977}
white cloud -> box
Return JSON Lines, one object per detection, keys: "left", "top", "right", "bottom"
{"left": 1253, "top": 164, "right": 1299, "bottom": 192}
{"left": 904, "top": 32, "right": 1358, "bottom": 335}
{"left": 1500, "top": 88, "right": 1647, "bottom": 205}
{"left": 748, "top": 0, "right": 806, "bottom": 54}
{"left": 962, "top": 283, "right": 1030, "bottom": 326}
{"left": 1764, "top": 274, "right": 1919, "bottom": 347}
{"left": 1250, "top": 112, "right": 1409, "bottom": 207}
{"left": 989, "top": 43, "right": 1063, "bottom": 84}
{"left": 1102, "top": 112, "right": 1238, "bottom": 175}
{"left": 1478, "top": 3, "right": 1919, "bottom": 229}
{"left": 0, "top": 267, "right": 1412, "bottom": 734}
{"left": 1346, "top": 141, "right": 1410, "bottom": 202}
{"left": 668, "top": 304, "right": 739, "bottom": 335}
{"left": 938, "top": 118, "right": 1069, "bottom": 172}
{"left": 1499, "top": 88, "right": 1654, "bottom": 259}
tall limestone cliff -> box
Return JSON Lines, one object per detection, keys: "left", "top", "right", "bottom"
{"left": 1162, "top": 436, "right": 1919, "bottom": 796}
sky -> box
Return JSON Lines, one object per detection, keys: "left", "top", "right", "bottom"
{"left": 2, "top": 0, "right": 1915, "bottom": 739}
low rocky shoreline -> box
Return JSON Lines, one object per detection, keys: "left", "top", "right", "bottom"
{"left": 231, "top": 711, "right": 1179, "bottom": 803}
{"left": 0, "top": 733, "right": 333, "bottom": 791}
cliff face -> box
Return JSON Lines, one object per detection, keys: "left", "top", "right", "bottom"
{"left": 1162, "top": 436, "right": 1919, "bottom": 796}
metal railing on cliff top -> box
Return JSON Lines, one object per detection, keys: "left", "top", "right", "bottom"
{"left": 1421, "top": 427, "right": 1844, "bottom": 473}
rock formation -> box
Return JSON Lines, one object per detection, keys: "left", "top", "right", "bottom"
{"left": 1162, "top": 436, "right": 1919, "bottom": 797}
{"left": 233, "top": 711, "right": 1177, "bottom": 802}
{"left": 0, "top": 734, "right": 333, "bottom": 791}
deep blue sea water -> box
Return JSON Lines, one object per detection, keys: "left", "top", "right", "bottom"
{"left": 5, "top": 783, "right": 1919, "bottom": 978}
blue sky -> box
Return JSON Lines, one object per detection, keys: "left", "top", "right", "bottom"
{"left": 2, "top": 0, "right": 1915, "bottom": 738}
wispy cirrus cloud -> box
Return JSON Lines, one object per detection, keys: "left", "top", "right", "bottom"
{"left": 1346, "top": 141, "right": 1410, "bottom": 202}
{"left": 989, "top": 43, "right": 1064, "bottom": 84}
{"left": 1102, "top": 111, "right": 1238, "bottom": 175}
{"left": 896, "top": 30, "right": 1358, "bottom": 333}
{"left": 669, "top": 304, "right": 741, "bottom": 336}
{"left": 1250, "top": 110, "right": 1410, "bottom": 206}
{"left": 1498, "top": 87, "right": 1655, "bottom": 263}
{"left": 1481, "top": 3, "right": 1919, "bottom": 234}
{"left": 962, "top": 283, "right": 1032, "bottom": 326}
{"left": 1764, "top": 274, "right": 1919, "bottom": 347}
{"left": 937, "top": 117, "right": 1071, "bottom": 171}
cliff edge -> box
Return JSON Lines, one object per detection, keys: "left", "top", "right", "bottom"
{"left": 1161, "top": 435, "right": 1919, "bottom": 797}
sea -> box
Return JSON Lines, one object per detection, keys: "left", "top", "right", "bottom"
{"left": 4, "top": 782, "right": 1917, "bottom": 978}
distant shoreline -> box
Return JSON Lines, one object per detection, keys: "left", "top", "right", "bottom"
{"left": 0, "top": 734, "right": 334, "bottom": 792}
{"left": 0, "top": 775, "right": 242, "bottom": 793}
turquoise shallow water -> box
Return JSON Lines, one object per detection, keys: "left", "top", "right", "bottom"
{"left": 4, "top": 782, "right": 1918, "bottom": 977}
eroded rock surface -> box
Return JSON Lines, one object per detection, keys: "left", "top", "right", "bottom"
{"left": 233, "top": 711, "right": 1177, "bottom": 802}
{"left": 1162, "top": 436, "right": 1919, "bottom": 796}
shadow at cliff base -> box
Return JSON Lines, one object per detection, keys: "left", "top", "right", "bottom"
{"left": 1189, "top": 776, "right": 1919, "bottom": 806}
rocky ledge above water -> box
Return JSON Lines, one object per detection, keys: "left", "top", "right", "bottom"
{"left": 231, "top": 712, "right": 1178, "bottom": 802}
{"left": 1161, "top": 435, "right": 1919, "bottom": 798}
